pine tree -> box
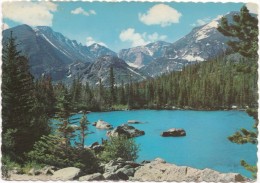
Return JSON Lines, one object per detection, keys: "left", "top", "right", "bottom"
{"left": 55, "top": 83, "right": 75, "bottom": 150}
{"left": 2, "top": 32, "right": 43, "bottom": 160}
{"left": 109, "top": 67, "right": 116, "bottom": 106}
{"left": 78, "top": 113, "right": 90, "bottom": 148}
{"left": 217, "top": 6, "right": 258, "bottom": 59}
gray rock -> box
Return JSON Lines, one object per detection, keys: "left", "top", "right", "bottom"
{"left": 124, "top": 168, "right": 135, "bottom": 177}
{"left": 28, "top": 168, "right": 35, "bottom": 176}
{"left": 103, "top": 172, "right": 119, "bottom": 180}
{"left": 154, "top": 157, "right": 166, "bottom": 163}
{"left": 107, "top": 124, "right": 145, "bottom": 138}
{"left": 116, "top": 171, "right": 129, "bottom": 180}
{"left": 40, "top": 166, "right": 55, "bottom": 175}
{"left": 89, "top": 141, "right": 99, "bottom": 148}
{"left": 133, "top": 158, "right": 246, "bottom": 182}
{"left": 161, "top": 128, "right": 186, "bottom": 137}
{"left": 92, "top": 145, "right": 104, "bottom": 153}
{"left": 52, "top": 167, "right": 80, "bottom": 181}
{"left": 96, "top": 120, "right": 113, "bottom": 129}
{"left": 123, "top": 165, "right": 132, "bottom": 169}
{"left": 79, "top": 173, "right": 104, "bottom": 181}
{"left": 116, "top": 167, "right": 135, "bottom": 177}
{"left": 10, "top": 167, "right": 22, "bottom": 174}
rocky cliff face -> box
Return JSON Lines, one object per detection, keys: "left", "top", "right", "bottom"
{"left": 70, "top": 55, "right": 148, "bottom": 86}
{"left": 118, "top": 41, "right": 171, "bottom": 68}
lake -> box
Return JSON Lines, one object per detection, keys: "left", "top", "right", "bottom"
{"left": 69, "top": 110, "right": 257, "bottom": 178}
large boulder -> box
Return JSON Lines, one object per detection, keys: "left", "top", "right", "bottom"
{"left": 133, "top": 158, "right": 246, "bottom": 182}
{"left": 79, "top": 173, "right": 104, "bottom": 181}
{"left": 96, "top": 120, "right": 113, "bottom": 129}
{"left": 107, "top": 124, "right": 145, "bottom": 138}
{"left": 51, "top": 167, "right": 80, "bottom": 181}
{"left": 161, "top": 128, "right": 186, "bottom": 137}
{"left": 103, "top": 172, "right": 119, "bottom": 180}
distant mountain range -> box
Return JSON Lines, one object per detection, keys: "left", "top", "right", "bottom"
{"left": 2, "top": 12, "right": 237, "bottom": 85}
{"left": 2, "top": 25, "right": 116, "bottom": 81}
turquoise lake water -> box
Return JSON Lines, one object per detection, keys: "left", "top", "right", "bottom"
{"left": 68, "top": 110, "right": 257, "bottom": 178}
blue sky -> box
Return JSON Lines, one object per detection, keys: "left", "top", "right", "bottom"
{"left": 2, "top": 1, "right": 256, "bottom": 52}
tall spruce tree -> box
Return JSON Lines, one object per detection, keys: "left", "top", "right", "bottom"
{"left": 2, "top": 32, "right": 40, "bottom": 160}
{"left": 55, "top": 83, "right": 75, "bottom": 150}
{"left": 78, "top": 113, "right": 90, "bottom": 148}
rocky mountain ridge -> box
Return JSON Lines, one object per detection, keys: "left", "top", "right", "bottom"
{"left": 3, "top": 11, "right": 238, "bottom": 83}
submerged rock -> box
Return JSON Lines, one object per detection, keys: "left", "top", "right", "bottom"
{"left": 161, "top": 128, "right": 186, "bottom": 137}
{"left": 128, "top": 120, "right": 143, "bottom": 124}
{"left": 107, "top": 124, "right": 145, "bottom": 138}
{"left": 133, "top": 158, "right": 246, "bottom": 182}
{"left": 95, "top": 120, "right": 113, "bottom": 129}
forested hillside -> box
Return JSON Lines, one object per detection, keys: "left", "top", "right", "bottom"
{"left": 65, "top": 53, "right": 257, "bottom": 111}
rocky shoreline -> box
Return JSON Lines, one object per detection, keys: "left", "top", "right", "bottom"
{"left": 7, "top": 158, "right": 248, "bottom": 182}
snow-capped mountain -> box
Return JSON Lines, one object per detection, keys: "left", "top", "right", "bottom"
{"left": 118, "top": 41, "right": 171, "bottom": 68}
{"left": 164, "top": 17, "right": 229, "bottom": 62}
{"left": 2, "top": 24, "right": 116, "bottom": 80}
{"left": 68, "top": 55, "right": 148, "bottom": 86}
{"left": 34, "top": 26, "right": 94, "bottom": 62}
{"left": 88, "top": 43, "right": 116, "bottom": 58}
{"left": 2, "top": 11, "right": 239, "bottom": 82}
{"left": 141, "top": 12, "right": 237, "bottom": 77}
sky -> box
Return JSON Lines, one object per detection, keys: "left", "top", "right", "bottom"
{"left": 2, "top": 1, "right": 258, "bottom": 52}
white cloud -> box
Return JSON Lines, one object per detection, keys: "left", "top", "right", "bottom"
{"left": 119, "top": 28, "right": 167, "bottom": 47}
{"left": 86, "top": 37, "right": 107, "bottom": 47}
{"left": 2, "top": 2, "right": 57, "bottom": 26}
{"left": 191, "top": 17, "right": 211, "bottom": 27}
{"left": 139, "top": 4, "right": 182, "bottom": 27}
{"left": 71, "top": 7, "right": 96, "bottom": 16}
{"left": 246, "top": 3, "right": 258, "bottom": 14}
{"left": 2, "top": 23, "right": 9, "bottom": 30}
{"left": 147, "top": 32, "right": 167, "bottom": 42}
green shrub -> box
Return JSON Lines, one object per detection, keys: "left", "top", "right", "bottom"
{"left": 2, "top": 155, "right": 21, "bottom": 179}
{"left": 27, "top": 135, "right": 100, "bottom": 174}
{"left": 21, "top": 161, "right": 44, "bottom": 174}
{"left": 100, "top": 135, "right": 139, "bottom": 163}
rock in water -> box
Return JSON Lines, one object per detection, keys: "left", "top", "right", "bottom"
{"left": 95, "top": 120, "right": 113, "bottom": 129}
{"left": 128, "top": 120, "right": 143, "bottom": 124}
{"left": 107, "top": 124, "right": 145, "bottom": 138}
{"left": 161, "top": 128, "right": 186, "bottom": 137}
{"left": 51, "top": 167, "right": 80, "bottom": 180}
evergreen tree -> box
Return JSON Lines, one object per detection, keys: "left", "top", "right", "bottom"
{"left": 217, "top": 6, "right": 258, "bottom": 59}
{"left": 2, "top": 32, "right": 46, "bottom": 160}
{"left": 78, "top": 113, "right": 90, "bottom": 148}
{"left": 109, "top": 67, "right": 116, "bottom": 106}
{"left": 55, "top": 83, "right": 75, "bottom": 150}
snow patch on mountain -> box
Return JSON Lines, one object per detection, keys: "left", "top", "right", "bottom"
{"left": 195, "top": 20, "right": 219, "bottom": 41}
{"left": 182, "top": 54, "right": 204, "bottom": 62}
